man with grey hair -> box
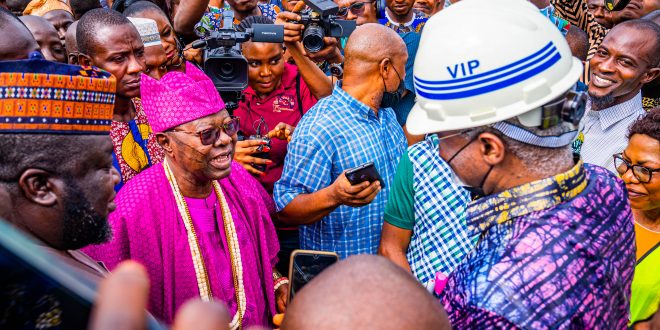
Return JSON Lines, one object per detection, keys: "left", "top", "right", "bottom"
{"left": 406, "top": 0, "right": 634, "bottom": 328}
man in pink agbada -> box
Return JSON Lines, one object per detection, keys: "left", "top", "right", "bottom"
{"left": 84, "top": 65, "right": 287, "bottom": 328}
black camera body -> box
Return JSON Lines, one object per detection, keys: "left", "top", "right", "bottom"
{"left": 192, "top": 12, "right": 284, "bottom": 112}
{"left": 294, "top": 0, "right": 356, "bottom": 53}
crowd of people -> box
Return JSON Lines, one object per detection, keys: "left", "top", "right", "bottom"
{"left": 0, "top": 0, "right": 658, "bottom": 328}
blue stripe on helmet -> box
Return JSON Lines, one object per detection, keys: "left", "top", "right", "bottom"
{"left": 415, "top": 52, "right": 561, "bottom": 100}
{"left": 414, "top": 46, "right": 558, "bottom": 91}
{"left": 414, "top": 41, "right": 555, "bottom": 86}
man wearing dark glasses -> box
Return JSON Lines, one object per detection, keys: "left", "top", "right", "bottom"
{"left": 85, "top": 64, "right": 286, "bottom": 326}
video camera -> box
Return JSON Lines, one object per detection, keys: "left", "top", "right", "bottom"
{"left": 192, "top": 11, "right": 284, "bottom": 113}
{"left": 294, "top": 0, "right": 356, "bottom": 53}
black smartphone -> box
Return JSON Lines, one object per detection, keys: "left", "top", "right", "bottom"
{"left": 345, "top": 162, "right": 384, "bottom": 187}
{"left": 0, "top": 219, "right": 164, "bottom": 329}
{"left": 287, "top": 249, "right": 339, "bottom": 303}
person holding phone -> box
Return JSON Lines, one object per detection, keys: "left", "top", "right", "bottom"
{"left": 274, "top": 24, "right": 408, "bottom": 258}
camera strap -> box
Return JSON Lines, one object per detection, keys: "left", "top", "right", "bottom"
{"left": 295, "top": 72, "right": 304, "bottom": 117}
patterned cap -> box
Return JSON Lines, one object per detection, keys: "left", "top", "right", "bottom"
{"left": 23, "top": 0, "right": 72, "bottom": 16}
{"left": 127, "top": 17, "right": 162, "bottom": 48}
{"left": 0, "top": 53, "right": 116, "bottom": 135}
{"left": 140, "top": 64, "right": 225, "bottom": 133}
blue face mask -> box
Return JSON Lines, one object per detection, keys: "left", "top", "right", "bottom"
{"left": 381, "top": 65, "right": 405, "bottom": 109}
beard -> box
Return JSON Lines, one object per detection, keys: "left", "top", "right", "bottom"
{"left": 61, "top": 177, "right": 112, "bottom": 250}
{"left": 588, "top": 91, "right": 615, "bottom": 110}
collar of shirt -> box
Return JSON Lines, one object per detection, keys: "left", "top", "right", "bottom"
{"left": 586, "top": 92, "right": 643, "bottom": 131}
{"left": 466, "top": 160, "right": 588, "bottom": 236}
{"left": 333, "top": 83, "right": 379, "bottom": 120}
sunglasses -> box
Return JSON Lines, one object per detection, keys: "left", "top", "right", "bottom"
{"left": 337, "top": 1, "right": 374, "bottom": 18}
{"left": 613, "top": 153, "right": 660, "bottom": 184}
{"left": 169, "top": 116, "right": 240, "bottom": 145}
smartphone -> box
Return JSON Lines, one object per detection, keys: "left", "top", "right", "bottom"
{"left": 287, "top": 249, "right": 339, "bottom": 303}
{"left": 345, "top": 162, "right": 384, "bottom": 187}
{"left": 0, "top": 219, "right": 164, "bottom": 329}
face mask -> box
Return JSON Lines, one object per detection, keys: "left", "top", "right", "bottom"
{"left": 445, "top": 137, "right": 492, "bottom": 200}
{"left": 381, "top": 64, "right": 405, "bottom": 109}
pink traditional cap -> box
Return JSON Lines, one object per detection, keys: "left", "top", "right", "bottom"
{"left": 140, "top": 64, "right": 225, "bottom": 133}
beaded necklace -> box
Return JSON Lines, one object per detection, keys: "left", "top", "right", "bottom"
{"left": 163, "top": 160, "right": 245, "bottom": 329}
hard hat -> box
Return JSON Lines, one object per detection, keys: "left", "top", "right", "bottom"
{"left": 406, "top": 0, "right": 583, "bottom": 135}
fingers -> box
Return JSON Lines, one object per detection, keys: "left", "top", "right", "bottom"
{"left": 351, "top": 180, "right": 381, "bottom": 200}
{"left": 242, "top": 163, "right": 267, "bottom": 176}
{"left": 236, "top": 139, "right": 268, "bottom": 148}
{"left": 276, "top": 11, "right": 301, "bottom": 21}
{"left": 89, "top": 261, "right": 150, "bottom": 330}
{"left": 341, "top": 178, "right": 371, "bottom": 194}
{"left": 292, "top": 0, "right": 306, "bottom": 12}
{"left": 172, "top": 300, "right": 230, "bottom": 330}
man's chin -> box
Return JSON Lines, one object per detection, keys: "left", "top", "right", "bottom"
{"left": 588, "top": 90, "right": 615, "bottom": 110}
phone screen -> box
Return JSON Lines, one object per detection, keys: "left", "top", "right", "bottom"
{"left": 288, "top": 252, "right": 339, "bottom": 302}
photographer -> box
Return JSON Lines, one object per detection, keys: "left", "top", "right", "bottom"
{"left": 233, "top": 16, "right": 333, "bottom": 274}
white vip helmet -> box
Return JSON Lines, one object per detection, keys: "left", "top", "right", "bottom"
{"left": 406, "top": 0, "right": 583, "bottom": 136}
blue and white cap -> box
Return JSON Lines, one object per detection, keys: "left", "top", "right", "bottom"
{"left": 406, "top": 0, "right": 583, "bottom": 143}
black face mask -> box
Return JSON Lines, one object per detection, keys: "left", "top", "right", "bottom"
{"left": 381, "top": 65, "right": 405, "bottom": 109}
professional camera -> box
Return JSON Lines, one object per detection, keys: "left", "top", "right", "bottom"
{"left": 294, "top": 0, "right": 356, "bottom": 53}
{"left": 192, "top": 12, "right": 284, "bottom": 112}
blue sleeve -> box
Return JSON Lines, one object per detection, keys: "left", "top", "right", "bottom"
{"left": 273, "top": 133, "right": 333, "bottom": 212}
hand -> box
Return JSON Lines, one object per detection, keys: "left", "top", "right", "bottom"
{"left": 275, "top": 11, "right": 305, "bottom": 44}
{"left": 89, "top": 261, "right": 230, "bottom": 330}
{"left": 267, "top": 122, "right": 295, "bottom": 142}
{"left": 183, "top": 43, "right": 203, "bottom": 65}
{"left": 234, "top": 139, "right": 272, "bottom": 176}
{"left": 304, "top": 37, "right": 342, "bottom": 64}
{"left": 275, "top": 283, "right": 289, "bottom": 313}
{"left": 330, "top": 172, "right": 381, "bottom": 207}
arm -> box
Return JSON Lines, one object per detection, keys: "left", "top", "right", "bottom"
{"left": 277, "top": 173, "right": 380, "bottom": 225}
{"left": 276, "top": 11, "right": 333, "bottom": 99}
{"left": 173, "top": 0, "right": 211, "bottom": 39}
{"left": 377, "top": 151, "right": 415, "bottom": 272}
{"left": 378, "top": 223, "right": 413, "bottom": 272}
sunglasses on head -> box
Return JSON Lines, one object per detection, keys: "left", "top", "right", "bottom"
{"left": 337, "top": 1, "right": 374, "bottom": 18}
{"left": 169, "top": 116, "right": 240, "bottom": 145}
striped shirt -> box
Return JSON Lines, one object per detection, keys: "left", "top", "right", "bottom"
{"left": 274, "top": 85, "right": 407, "bottom": 258}
{"left": 577, "top": 92, "right": 645, "bottom": 174}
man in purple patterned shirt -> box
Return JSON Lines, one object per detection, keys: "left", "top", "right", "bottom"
{"left": 406, "top": 0, "right": 635, "bottom": 328}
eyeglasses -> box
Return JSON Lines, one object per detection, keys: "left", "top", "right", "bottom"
{"left": 337, "top": 1, "right": 374, "bottom": 18}
{"left": 169, "top": 116, "right": 240, "bottom": 145}
{"left": 613, "top": 153, "right": 660, "bottom": 184}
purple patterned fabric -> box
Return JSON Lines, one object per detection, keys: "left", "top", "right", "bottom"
{"left": 440, "top": 163, "right": 635, "bottom": 329}
{"left": 83, "top": 161, "right": 279, "bottom": 326}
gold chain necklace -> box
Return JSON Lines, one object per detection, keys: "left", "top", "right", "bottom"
{"left": 163, "top": 160, "right": 245, "bottom": 329}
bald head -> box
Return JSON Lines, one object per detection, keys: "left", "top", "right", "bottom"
{"left": 20, "top": 14, "right": 66, "bottom": 62}
{"left": 344, "top": 23, "right": 407, "bottom": 67}
{"left": 281, "top": 255, "right": 451, "bottom": 330}
{"left": 0, "top": 7, "right": 39, "bottom": 60}
{"left": 65, "top": 20, "right": 78, "bottom": 64}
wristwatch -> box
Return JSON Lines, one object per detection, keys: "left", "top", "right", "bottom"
{"left": 329, "top": 62, "right": 344, "bottom": 79}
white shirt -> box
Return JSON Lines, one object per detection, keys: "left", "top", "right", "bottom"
{"left": 578, "top": 92, "right": 645, "bottom": 174}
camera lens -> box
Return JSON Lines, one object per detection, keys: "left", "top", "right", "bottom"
{"left": 302, "top": 25, "right": 325, "bottom": 53}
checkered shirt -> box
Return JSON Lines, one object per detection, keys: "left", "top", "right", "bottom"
{"left": 274, "top": 85, "right": 407, "bottom": 258}
{"left": 407, "top": 134, "right": 474, "bottom": 285}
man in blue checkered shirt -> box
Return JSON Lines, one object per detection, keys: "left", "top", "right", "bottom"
{"left": 273, "top": 24, "right": 408, "bottom": 258}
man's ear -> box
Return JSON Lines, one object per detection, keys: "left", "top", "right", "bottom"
{"left": 379, "top": 58, "right": 392, "bottom": 78}
{"left": 17, "top": 169, "right": 58, "bottom": 207}
{"left": 156, "top": 132, "right": 175, "bottom": 155}
{"left": 68, "top": 52, "right": 79, "bottom": 65}
{"left": 641, "top": 67, "right": 660, "bottom": 85}
{"left": 77, "top": 53, "right": 93, "bottom": 67}
{"left": 476, "top": 132, "right": 506, "bottom": 166}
